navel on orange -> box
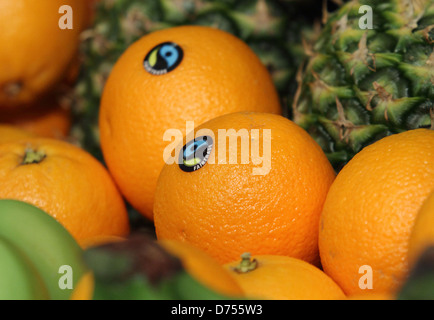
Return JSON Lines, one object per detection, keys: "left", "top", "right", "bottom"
{"left": 99, "top": 26, "right": 282, "bottom": 221}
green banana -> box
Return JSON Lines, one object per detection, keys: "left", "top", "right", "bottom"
{"left": 84, "top": 233, "right": 238, "bottom": 300}
{"left": 0, "top": 236, "right": 49, "bottom": 300}
{"left": 0, "top": 199, "right": 88, "bottom": 300}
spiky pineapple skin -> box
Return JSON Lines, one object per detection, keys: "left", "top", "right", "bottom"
{"left": 71, "top": 0, "right": 321, "bottom": 161}
{"left": 293, "top": 0, "right": 434, "bottom": 170}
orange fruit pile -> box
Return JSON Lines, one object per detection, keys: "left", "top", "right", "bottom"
{"left": 0, "top": 0, "right": 131, "bottom": 252}
{"left": 2, "top": 5, "right": 434, "bottom": 300}
{"left": 99, "top": 25, "right": 282, "bottom": 221}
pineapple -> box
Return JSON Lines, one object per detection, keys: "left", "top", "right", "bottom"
{"left": 71, "top": 0, "right": 322, "bottom": 161}
{"left": 292, "top": 0, "right": 434, "bottom": 171}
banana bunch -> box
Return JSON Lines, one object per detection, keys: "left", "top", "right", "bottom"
{"left": 0, "top": 200, "right": 88, "bottom": 300}
{"left": 81, "top": 234, "right": 235, "bottom": 300}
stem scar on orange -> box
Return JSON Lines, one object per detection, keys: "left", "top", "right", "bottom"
{"left": 99, "top": 26, "right": 282, "bottom": 222}
{"left": 224, "top": 253, "right": 346, "bottom": 300}
{"left": 0, "top": 138, "right": 130, "bottom": 246}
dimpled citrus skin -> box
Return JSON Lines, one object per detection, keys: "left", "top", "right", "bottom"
{"left": 154, "top": 112, "right": 335, "bottom": 265}
{"left": 224, "top": 255, "right": 346, "bottom": 300}
{"left": 319, "top": 129, "right": 434, "bottom": 296}
{"left": 408, "top": 190, "right": 434, "bottom": 269}
{"left": 0, "top": 0, "right": 88, "bottom": 107}
{"left": 99, "top": 26, "right": 282, "bottom": 221}
{"left": 0, "top": 138, "right": 130, "bottom": 245}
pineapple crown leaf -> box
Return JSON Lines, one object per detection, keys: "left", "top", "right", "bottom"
{"left": 334, "top": 96, "right": 358, "bottom": 143}
{"left": 344, "top": 32, "right": 377, "bottom": 75}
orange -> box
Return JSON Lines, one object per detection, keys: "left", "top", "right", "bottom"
{"left": 158, "top": 239, "right": 244, "bottom": 297}
{"left": 0, "top": 0, "right": 88, "bottom": 107}
{"left": 224, "top": 253, "right": 346, "bottom": 300}
{"left": 408, "top": 189, "right": 434, "bottom": 268}
{"left": 0, "top": 125, "right": 34, "bottom": 144}
{"left": 70, "top": 272, "right": 94, "bottom": 301}
{"left": 154, "top": 111, "right": 335, "bottom": 265}
{"left": 1, "top": 96, "right": 71, "bottom": 139}
{"left": 99, "top": 25, "right": 282, "bottom": 221}
{"left": 0, "top": 137, "right": 130, "bottom": 245}
{"left": 319, "top": 129, "right": 434, "bottom": 296}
